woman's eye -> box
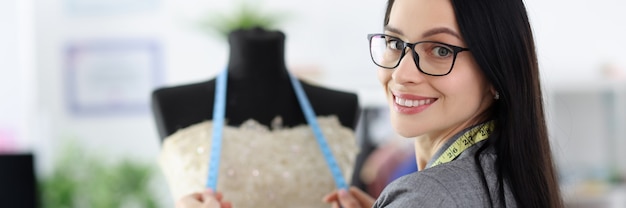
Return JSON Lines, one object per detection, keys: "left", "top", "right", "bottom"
{"left": 432, "top": 46, "right": 452, "bottom": 57}
{"left": 387, "top": 40, "right": 403, "bottom": 50}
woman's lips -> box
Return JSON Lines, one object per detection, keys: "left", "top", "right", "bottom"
{"left": 392, "top": 93, "right": 437, "bottom": 114}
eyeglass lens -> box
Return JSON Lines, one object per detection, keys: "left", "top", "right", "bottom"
{"left": 369, "top": 34, "right": 458, "bottom": 75}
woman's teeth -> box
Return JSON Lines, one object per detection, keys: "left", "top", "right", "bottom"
{"left": 395, "top": 97, "right": 433, "bottom": 107}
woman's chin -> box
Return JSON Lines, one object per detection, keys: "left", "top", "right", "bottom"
{"left": 392, "top": 126, "right": 425, "bottom": 138}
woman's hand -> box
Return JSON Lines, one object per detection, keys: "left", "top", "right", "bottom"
{"left": 323, "top": 186, "right": 376, "bottom": 208}
{"left": 176, "top": 189, "right": 233, "bottom": 208}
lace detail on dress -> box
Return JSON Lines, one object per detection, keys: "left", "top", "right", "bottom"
{"left": 158, "top": 115, "right": 358, "bottom": 208}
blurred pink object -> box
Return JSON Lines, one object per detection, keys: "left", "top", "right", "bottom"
{"left": 0, "top": 128, "right": 17, "bottom": 153}
{"left": 602, "top": 63, "right": 626, "bottom": 80}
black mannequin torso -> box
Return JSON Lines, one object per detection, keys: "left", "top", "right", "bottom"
{"left": 152, "top": 28, "right": 360, "bottom": 140}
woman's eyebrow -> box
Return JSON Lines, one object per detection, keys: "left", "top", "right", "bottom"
{"left": 421, "top": 27, "right": 461, "bottom": 39}
{"left": 384, "top": 25, "right": 404, "bottom": 36}
{"left": 384, "top": 25, "right": 461, "bottom": 40}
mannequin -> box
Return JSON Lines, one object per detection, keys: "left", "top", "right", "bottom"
{"left": 154, "top": 28, "right": 362, "bottom": 207}
{"left": 151, "top": 28, "right": 359, "bottom": 140}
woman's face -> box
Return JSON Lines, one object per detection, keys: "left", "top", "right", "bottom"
{"left": 378, "top": 0, "right": 494, "bottom": 138}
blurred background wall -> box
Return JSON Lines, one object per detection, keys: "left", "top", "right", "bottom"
{"left": 1, "top": 0, "right": 625, "bottom": 207}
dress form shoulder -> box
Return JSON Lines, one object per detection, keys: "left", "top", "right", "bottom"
{"left": 151, "top": 28, "right": 359, "bottom": 140}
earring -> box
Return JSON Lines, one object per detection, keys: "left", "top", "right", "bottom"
{"left": 494, "top": 91, "right": 500, "bottom": 100}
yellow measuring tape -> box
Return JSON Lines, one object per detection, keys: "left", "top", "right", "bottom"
{"left": 430, "top": 121, "right": 495, "bottom": 168}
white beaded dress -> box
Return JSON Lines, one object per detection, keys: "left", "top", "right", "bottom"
{"left": 158, "top": 115, "right": 358, "bottom": 207}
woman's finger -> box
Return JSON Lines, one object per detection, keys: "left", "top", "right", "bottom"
{"left": 189, "top": 192, "right": 204, "bottom": 201}
{"left": 349, "top": 187, "right": 376, "bottom": 207}
{"left": 221, "top": 201, "right": 233, "bottom": 208}
{"left": 176, "top": 193, "right": 203, "bottom": 208}
{"left": 337, "top": 189, "right": 362, "bottom": 208}
{"left": 322, "top": 190, "right": 339, "bottom": 203}
{"left": 201, "top": 189, "right": 223, "bottom": 208}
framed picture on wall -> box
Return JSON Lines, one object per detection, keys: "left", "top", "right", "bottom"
{"left": 65, "top": 39, "right": 163, "bottom": 116}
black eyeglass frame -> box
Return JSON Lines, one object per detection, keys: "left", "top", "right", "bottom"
{"left": 367, "top": 33, "right": 470, "bottom": 76}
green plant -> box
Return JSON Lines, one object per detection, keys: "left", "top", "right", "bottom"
{"left": 198, "top": 1, "right": 290, "bottom": 39}
{"left": 39, "top": 141, "right": 160, "bottom": 208}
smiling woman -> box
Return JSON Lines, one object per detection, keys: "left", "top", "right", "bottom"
{"left": 324, "top": 0, "right": 564, "bottom": 207}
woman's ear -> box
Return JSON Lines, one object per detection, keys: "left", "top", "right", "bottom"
{"left": 489, "top": 86, "right": 499, "bottom": 100}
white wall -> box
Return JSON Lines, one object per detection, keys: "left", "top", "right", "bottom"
{"left": 0, "top": 0, "right": 21, "bottom": 150}
{"left": 159, "top": 0, "right": 387, "bottom": 105}
{"left": 0, "top": 0, "right": 36, "bottom": 152}
{"left": 526, "top": 0, "right": 626, "bottom": 82}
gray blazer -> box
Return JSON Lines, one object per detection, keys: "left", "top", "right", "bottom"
{"left": 373, "top": 128, "right": 517, "bottom": 208}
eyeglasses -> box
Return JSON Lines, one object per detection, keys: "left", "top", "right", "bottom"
{"left": 367, "top": 33, "right": 470, "bottom": 76}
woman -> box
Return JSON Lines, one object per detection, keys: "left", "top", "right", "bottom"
{"left": 178, "top": 0, "right": 563, "bottom": 207}
{"left": 324, "top": 0, "right": 562, "bottom": 207}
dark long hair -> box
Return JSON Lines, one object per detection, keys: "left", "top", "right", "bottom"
{"left": 384, "top": 0, "right": 563, "bottom": 207}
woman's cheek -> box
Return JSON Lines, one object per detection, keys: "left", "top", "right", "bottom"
{"left": 377, "top": 69, "right": 392, "bottom": 89}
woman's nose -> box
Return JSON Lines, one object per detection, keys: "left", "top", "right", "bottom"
{"left": 391, "top": 52, "right": 426, "bottom": 85}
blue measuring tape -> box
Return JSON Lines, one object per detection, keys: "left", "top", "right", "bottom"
{"left": 205, "top": 70, "right": 348, "bottom": 190}
{"left": 205, "top": 70, "right": 227, "bottom": 190}
{"left": 288, "top": 73, "right": 349, "bottom": 190}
